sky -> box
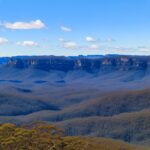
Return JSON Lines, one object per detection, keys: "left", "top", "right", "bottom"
{"left": 0, "top": 0, "right": 150, "bottom": 56}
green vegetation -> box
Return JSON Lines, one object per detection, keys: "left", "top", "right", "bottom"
{"left": 0, "top": 122, "right": 147, "bottom": 150}
{"left": 1, "top": 88, "right": 150, "bottom": 146}
{"left": 57, "top": 109, "right": 150, "bottom": 146}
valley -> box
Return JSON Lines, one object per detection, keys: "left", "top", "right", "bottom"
{"left": 0, "top": 55, "right": 150, "bottom": 147}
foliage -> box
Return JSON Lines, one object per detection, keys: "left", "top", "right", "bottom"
{"left": 0, "top": 122, "right": 65, "bottom": 150}
{"left": 0, "top": 122, "right": 147, "bottom": 150}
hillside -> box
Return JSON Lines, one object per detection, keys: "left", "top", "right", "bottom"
{"left": 14, "top": 88, "right": 150, "bottom": 122}
{"left": 0, "top": 122, "right": 147, "bottom": 150}
{"left": 56, "top": 109, "right": 150, "bottom": 146}
{"left": 0, "top": 55, "right": 150, "bottom": 147}
{"left": 0, "top": 88, "right": 149, "bottom": 145}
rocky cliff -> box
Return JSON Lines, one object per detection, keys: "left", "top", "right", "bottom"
{"left": 0, "top": 55, "right": 150, "bottom": 72}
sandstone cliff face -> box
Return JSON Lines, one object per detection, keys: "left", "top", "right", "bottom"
{"left": 1, "top": 55, "right": 150, "bottom": 72}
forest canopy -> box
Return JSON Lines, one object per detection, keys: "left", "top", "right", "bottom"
{"left": 0, "top": 122, "right": 147, "bottom": 150}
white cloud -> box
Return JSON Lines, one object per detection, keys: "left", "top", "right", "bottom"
{"left": 58, "top": 38, "right": 65, "bottom": 42}
{"left": 104, "top": 38, "right": 116, "bottom": 42}
{"left": 85, "top": 36, "right": 97, "bottom": 42}
{"left": 0, "top": 37, "right": 8, "bottom": 44}
{"left": 90, "top": 44, "right": 99, "bottom": 50}
{"left": 4, "top": 20, "right": 45, "bottom": 30}
{"left": 63, "top": 41, "right": 78, "bottom": 49}
{"left": 138, "top": 47, "right": 150, "bottom": 52}
{"left": 61, "top": 26, "right": 72, "bottom": 32}
{"left": 16, "top": 41, "right": 38, "bottom": 47}
{"left": 85, "top": 37, "right": 115, "bottom": 43}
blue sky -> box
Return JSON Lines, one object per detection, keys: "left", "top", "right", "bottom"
{"left": 0, "top": 0, "right": 150, "bottom": 56}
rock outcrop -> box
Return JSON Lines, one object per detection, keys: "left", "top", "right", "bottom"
{"left": 0, "top": 55, "right": 150, "bottom": 72}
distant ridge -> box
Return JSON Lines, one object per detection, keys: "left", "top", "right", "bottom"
{"left": 1, "top": 55, "right": 150, "bottom": 72}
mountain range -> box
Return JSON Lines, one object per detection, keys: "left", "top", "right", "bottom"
{"left": 0, "top": 55, "right": 150, "bottom": 147}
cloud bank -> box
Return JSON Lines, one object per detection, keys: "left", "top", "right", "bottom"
{"left": 0, "top": 37, "right": 8, "bottom": 44}
{"left": 63, "top": 41, "right": 78, "bottom": 49}
{"left": 4, "top": 20, "right": 45, "bottom": 30}
{"left": 61, "top": 26, "right": 72, "bottom": 32}
{"left": 16, "top": 41, "right": 38, "bottom": 47}
{"left": 85, "top": 36, "right": 97, "bottom": 42}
